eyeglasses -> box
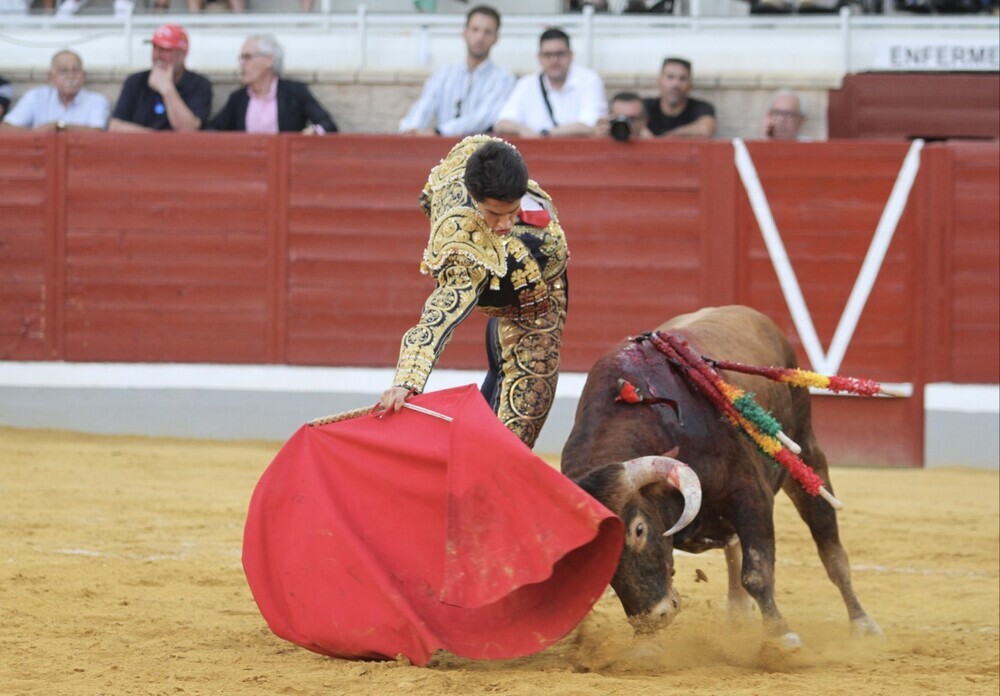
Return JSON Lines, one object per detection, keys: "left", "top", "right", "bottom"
{"left": 539, "top": 50, "right": 569, "bottom": 60}
{"left": 768, "top": 109, "right": 803, "bottom": 119}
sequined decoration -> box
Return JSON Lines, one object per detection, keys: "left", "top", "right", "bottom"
{"left": 393, "top": 135, "right": 570, "bottom": 444}
{"left": 492, "top": 280, "right": 567, "bottom": 448}
{"left": 393, "top": 262, "right": 488, "bottom": 393}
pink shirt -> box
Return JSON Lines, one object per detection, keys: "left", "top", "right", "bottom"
{"left": 245, "top": 78, "right": 278, "bottom": 134}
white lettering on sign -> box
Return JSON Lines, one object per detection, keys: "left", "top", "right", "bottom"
{"left": 877, "top": 43, "right": 1000, "bottom": 71}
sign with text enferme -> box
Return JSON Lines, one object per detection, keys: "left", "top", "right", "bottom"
{"left": 876, "top": 42, "right": 999, "bottom": 71}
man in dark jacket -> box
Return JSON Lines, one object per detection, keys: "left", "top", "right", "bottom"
{"left": 208, "top": 34, "right": 337, "bottom": 134}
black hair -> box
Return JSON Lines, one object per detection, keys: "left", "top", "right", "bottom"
{"left": 612, "top": 90, "right": 643, "bottom": 104}
{"left": 466, "top": 5, "right": 501, "bottom": 29}
{"left": 539, "top": 27, "right": 571, "bottom": 48}
{"left": 662, "top": 56, "right": 692, "bottom": 74}
{"left": 464, "top": 141, "right": 528, "bottom": 203}
{"left": 0, "top": 76, "right": 12, "bottom": 116}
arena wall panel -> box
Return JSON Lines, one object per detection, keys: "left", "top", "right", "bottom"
{"left": 0, "top": 133, "right": 54, "bottom": 359}
{"left": 828, "top": 73, "right": 1000, "bottom": 141}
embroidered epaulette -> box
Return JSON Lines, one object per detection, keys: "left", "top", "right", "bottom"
{"left": 421, "top": 207, "right": 507, "bottom": 289}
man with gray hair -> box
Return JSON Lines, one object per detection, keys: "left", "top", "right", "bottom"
{"left": 1, "top": 50, "right": 109, "bottom": 131}
{"left": 208, "top": 33, "right": 337, "bottom": 134}
{"left": 763, "top": 89, "right": 808, "bottom": 141}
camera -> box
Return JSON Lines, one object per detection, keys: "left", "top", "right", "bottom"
{"left": 609, "top": 115, "right": 633, "bottom": 142}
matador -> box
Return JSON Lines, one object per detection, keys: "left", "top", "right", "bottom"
{"left": 380, "top": 135, "right": 569, "bottom": 448}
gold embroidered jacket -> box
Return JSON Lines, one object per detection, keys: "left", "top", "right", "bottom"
{"left": 393, "top": 136, "right": 569, "bottom": 393}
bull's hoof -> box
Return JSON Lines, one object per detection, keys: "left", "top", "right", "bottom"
{"left": 757, "top": 631, "right": 803, "bottom": 668}
{"left": 778, "top": 631, "right": 802, "bottom": 650}
{"left": 762, "top": 631, "right": 802, "bottom": 653}
{"left": 851, "top": 616, "right": 884, "bottom": 639}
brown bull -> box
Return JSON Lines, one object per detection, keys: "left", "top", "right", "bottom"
{"left": 561, "top": 305, "right": 881, "bottom": 648}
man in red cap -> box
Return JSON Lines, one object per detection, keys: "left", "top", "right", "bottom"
{"left": 109, "top": 24, "right": 212, "bottom": 132}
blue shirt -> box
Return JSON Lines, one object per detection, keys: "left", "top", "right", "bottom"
{"left": 399, "top": 60, "right": 514, "bottom": 137}
{"left": 4, "top": 85, "right": 109, "bottom": 129}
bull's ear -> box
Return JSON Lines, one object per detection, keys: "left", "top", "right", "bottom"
{"left": 663, "top": 446, "right": 680, "bottom": 459}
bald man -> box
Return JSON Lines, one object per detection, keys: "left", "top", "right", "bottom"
{"left": 0, "top": 50, "right": 109, "bottom": 131}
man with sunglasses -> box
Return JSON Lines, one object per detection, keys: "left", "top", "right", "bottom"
{"left": 208, "top": 33, "right": 337, "bottom": 134}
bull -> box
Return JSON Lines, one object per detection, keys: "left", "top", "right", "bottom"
{"left": 561, "top": 305, "right": 882, "bottom": 648}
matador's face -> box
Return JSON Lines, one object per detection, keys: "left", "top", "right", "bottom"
{"left": 474, "top": 197, "right": 521, "bottom": 235}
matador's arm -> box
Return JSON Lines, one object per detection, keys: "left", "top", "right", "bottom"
{"left": 392, "top": 261, "right": 490, "bottom": 394}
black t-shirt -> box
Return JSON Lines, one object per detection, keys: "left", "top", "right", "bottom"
{"left": 643, "top": 96, "right": 715, "bottom": 136}
{"left": 0, "top": 75, "right": 13, "bottom": 117}
{"left": 112, "top": 69, "right": 213, "bottom": 130}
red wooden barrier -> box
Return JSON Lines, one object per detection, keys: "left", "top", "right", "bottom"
{"left": 828, "top": 73, "right": 1000, "bottom": 141}
{"left": 0, "top": 133, "right": 997, "bottom": 467}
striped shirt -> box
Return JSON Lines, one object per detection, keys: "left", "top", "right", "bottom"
{"left": 399, "top": 60, "right": 515, "bottom": 137}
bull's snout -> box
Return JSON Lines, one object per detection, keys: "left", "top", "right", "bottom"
{"left": 626, "top": 586, "right": 682, "bottom": 635}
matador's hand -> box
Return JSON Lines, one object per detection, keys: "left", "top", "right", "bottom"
{"left": 380, "top": 386, "right": 411, "bottom": 413}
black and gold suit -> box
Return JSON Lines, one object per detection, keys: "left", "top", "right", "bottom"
{"left": 392, "top": 136, "right": 569, "bottom": 448}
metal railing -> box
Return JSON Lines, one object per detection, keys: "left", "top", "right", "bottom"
{"left": 1, "top": 3, "right": 997, "bottom": 74}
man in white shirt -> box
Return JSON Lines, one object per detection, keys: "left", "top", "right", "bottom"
{"left": 1, "top": 50, "right": 109, "bottom": 132}
{"left": 398, "top": 5, "right": 515, "bottom": 137}
{"left": 493, "top": 27, "right": 606, "bottom": 139}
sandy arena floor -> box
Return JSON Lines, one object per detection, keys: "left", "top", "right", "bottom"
{"left": 1, "top": 426, "right": 997, "bottom": 696}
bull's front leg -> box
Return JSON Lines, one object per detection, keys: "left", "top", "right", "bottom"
{"left": 723, "top": 537, "right": 755, "bottom": 624}
{"left": 731, "top": 511, "right": 801, "bottom": 651}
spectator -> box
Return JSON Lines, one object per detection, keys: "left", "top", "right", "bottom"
{"left": 109, "top": 24, "right": 212, "bottom": 133}
{"left": 643, "top": 57, "right": 716, "bottom": 139}
{"left": 593, "top": 91, "right": 653, "bottom": 141}
{"left": 398, "top": 5, "right": 514, "bottom": 137}
{"left": 0, "top": 50, "right": 109, "bottom": 132}
{"left": 186, "top": 0, "right": 246, "bottom": 12}
{"left": 493, "top": 27, "right": 606, "bottom": 139}
{"left": 208, "top": 34, "right": 337, "bottom": 134}
{"left": 763, "top": 89, "right": 809, "bottom": 140}
{"left": 0, "top": 76, "right": 13, "bottom": 121}
{"left": 568, "top": 0, "right": 675, "bottom": 11}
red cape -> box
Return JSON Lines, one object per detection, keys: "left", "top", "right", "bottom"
{"left": 242, "top": 384, "right": 623, "bottom": 665}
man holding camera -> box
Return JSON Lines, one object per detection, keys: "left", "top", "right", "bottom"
{"left": 593, "top": 91, "right": 653, "bottom": 142}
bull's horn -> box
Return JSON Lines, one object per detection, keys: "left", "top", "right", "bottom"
{"left": 622, "top": 456, "right": 703, "bottom": 538}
